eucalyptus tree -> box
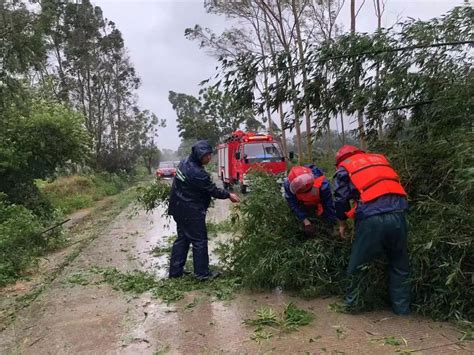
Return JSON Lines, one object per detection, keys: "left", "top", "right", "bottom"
{"left": 196, "top": 1, "right": 347, "bottom": 162}
{"left": 350, "top": 0, "right": 367, "bottom": 148}
{"left": 186, "top": 3, "right": 274, "bottom": 136}
{"left": 188, "top": 1, "right": 307, "bottom": 160}
{"left": 199, "top": 85, "right": 255, "bottom": 137}
{"left": 373, "top": 0, "right": 386, "bottom": 138}
{"left": 168, "top": 90, "right": 220, "bottom": 147}
{"left": 37, "top": 0, "right": 161, "bottom": 171}
{"left": 256, "top": 0, "right": 304, "bottom": 163}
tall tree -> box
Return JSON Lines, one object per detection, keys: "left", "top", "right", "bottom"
{"left": 263, "top": 9, "right": 289, "bottom": 157}
{"left": 258, "top": 0, "right": 304, "bottom": 164}
{"left": 169, "top": 91, "right": 220, "bottom": 147}
{"left": 291, "top": 0, "right": 313, "bottom": 161}
{"left": 199, "top": 86, "right": 255, "bottom": 136}
{"left": 37, "top": 0, "right": 161, "bottom": 172}
{"left": 373, "top": 0, "right": 386, "bottom": 138}
{"left": 350, "top": 0, "right": 367, "bottom": 149}
{"left": 186, "top": 4, "right": 273, "bottom": 135}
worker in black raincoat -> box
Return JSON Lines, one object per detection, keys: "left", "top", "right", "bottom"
{"left": 168, "top": 140, "right": 240, "bottom": 280}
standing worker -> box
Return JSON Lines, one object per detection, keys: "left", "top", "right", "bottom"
{"left": 168, "top": 140, "right": 240, "bottom": 280}
{"left": 334, "top": 145, "right": 410, "bottom": 314}
{"left": 284, "top": 165, "right": 337, "bottom": 238}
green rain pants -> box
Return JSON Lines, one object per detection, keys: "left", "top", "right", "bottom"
{"left": 346, "top": 211, "right": 410, "bottom": 315}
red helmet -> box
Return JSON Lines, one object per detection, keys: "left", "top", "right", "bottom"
{"left": 288, "top": 166, "right": 314, "bottom": 194}
{"left": 336, "top": 145, "right": 363, "bottom": 166}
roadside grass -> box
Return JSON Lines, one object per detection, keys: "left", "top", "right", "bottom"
{"left": 67, "top": 272, "right": 90, "bottom": 286}
{"left": 384, "top": 336, "right": 404, "bottom": 346}
{"left": 38, "top": 172, "right": 134, "bottom": 214}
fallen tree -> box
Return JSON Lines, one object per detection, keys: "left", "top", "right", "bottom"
{"left": 217, "top": 170, "right": 473, "bottom": 322}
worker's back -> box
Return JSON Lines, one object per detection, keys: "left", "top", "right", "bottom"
{"left": 168, "top": 140, "right": 229, "bottom": 217}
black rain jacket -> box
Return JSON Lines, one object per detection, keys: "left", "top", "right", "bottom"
{"left": 168, "top": 140, "right": 230, "bottom": 216}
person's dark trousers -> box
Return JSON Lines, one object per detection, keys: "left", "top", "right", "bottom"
{"left": 346, "top": 211, "right": 410, "bottom": 315}
{"left": 169, "top": 210, "right": 210, "bottom": 279}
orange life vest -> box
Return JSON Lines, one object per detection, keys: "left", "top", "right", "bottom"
{"left": 339, "top": 153, "right": 407, "bottom": 207}
{"left": 295, "top": 176, "right": 325, "bottom": 216}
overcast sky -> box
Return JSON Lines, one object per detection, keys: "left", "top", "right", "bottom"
{"left": 94, "top": 0, "right": 468, "bottom": 151}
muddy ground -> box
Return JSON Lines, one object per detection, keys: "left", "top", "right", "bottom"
{"left": 0, "top": 190, "right": 472, "bottom": 354}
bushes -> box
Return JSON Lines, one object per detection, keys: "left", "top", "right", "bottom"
{"left": 0, "top": 195, "right": 50, "bottom": 286}
{"left": 0, "top": 99, "right": 89, "bottom": 217}
{"left": 219, "top": 171, "right": 473, "bottom": 321}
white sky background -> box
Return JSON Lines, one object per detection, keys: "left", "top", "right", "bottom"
{"left": 94, "top": 0, "right": 469, "bottom": 150}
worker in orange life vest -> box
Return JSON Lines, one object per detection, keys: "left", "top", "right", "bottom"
{"left": 284, "top": 165, "right": 337, "bottom": 238}
{"left": 334, "top": 145, "right": 410, "bottom": 315}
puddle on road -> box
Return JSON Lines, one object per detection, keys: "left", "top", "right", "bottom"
{"left": 134, "top": 208, "right": 174, "bottom": 279}
{"left": 122, "top": 284, "right": 471, "bottom": 354}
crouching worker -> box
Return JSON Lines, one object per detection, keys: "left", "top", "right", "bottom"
{"left": 284, "top": 165, "right": 337, "bottom": 239}
{"left": 334, "top": 145, "right": 410, "bottom": 315}
{"left": 168, "top": 140, "right": 240, "bottom": 281}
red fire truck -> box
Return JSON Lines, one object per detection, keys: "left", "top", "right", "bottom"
{"left": 217, "top": 130, "right": 287, "bottom": 193}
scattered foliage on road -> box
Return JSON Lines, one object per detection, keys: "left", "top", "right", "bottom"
{"left": 245, "top": 302, "right": 314, "bottom": 342}
{"left": 206, "top": 219, "right": 234, "bottom": 236}
{"left": 89, "top": 266, "right": 242, "bottom": 304}
{"left": 384, "top": 336, "right": 403, "bottom": 346}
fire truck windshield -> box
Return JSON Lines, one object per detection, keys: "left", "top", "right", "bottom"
{"left": 243, "top": 143, "right": 283, "bottom": 163}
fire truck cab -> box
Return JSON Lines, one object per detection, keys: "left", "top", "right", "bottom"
{"left": 216, "top": 130, "right": 286, "bottom": 193}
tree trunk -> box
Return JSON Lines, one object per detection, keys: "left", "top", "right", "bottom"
{"left": 146, "top": 157, "right": 152, "bottom": 175}
{"left": 53, "top": 40, "right": 69, "bottom": 102}
{"left": 351, "top": 0, "right": 367, "bottom": 149}
{"left": 292, "top": 0, "right": 312, "bottom": 162}
{"left": 252, "top": 11, "right": 274, "bottom": 135}
{"left": 326, "top": 121, "right": 332, "bottom": 152}
{"left": 279, "top": 103, "right": 288, "bottom": 158}
{"left": 350, "top": 0, "right": 356, "bottom": 32}
{"left": 340, "top": 111, "right": 346, "bottom": 144}
{"left": 375, "top": 0, "right": 384, "bottom": 139}
{"left": 115, "top": 63, "right": 122, "bottom": 156}
{"left": 273, "top": 1, "right": 303, "bottom": 164}
{"left": 260, "top": 1, "right": 303, "bottom": 163}
{"left": 263, "top": 9, "right": 288, "bottom": 158}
